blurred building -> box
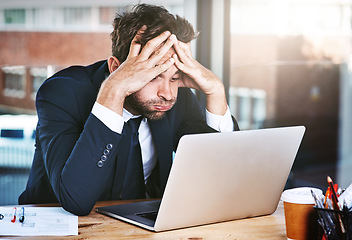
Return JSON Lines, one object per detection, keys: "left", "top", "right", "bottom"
{"left": 0, "top": 0, "right": 352, "bottom": 191}
{"left": 228, "top": 0, "right": 352, "bottom": 186}
{"left": 0, "top": 0, "right": 184, "bottom": 114}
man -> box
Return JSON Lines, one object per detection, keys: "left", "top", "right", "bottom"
{"left": 19, "top": 4, "right": 239, "bottom": 216}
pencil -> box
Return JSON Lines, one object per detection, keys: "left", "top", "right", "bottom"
{"left": 327, "top": 176, "right": 345, "bottom": 237}
{"left": 327, "top": 176, "right": 339, "bottom": 211}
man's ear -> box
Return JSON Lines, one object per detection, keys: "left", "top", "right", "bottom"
{"left": 107, "top": 56, "right": 121, "bottom": 73}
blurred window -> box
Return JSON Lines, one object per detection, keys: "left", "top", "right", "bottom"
{"left": 63, "top": 7, "right": 91, "bottom": 26}
{"left": 228, "top": 0, "right": 352, "bottom": 181}
{"left": 229, "top": 87, "right": 266, "bottom": 130}
{"left": 4, "top": 9, "right": 25, "bottom": 24}
{"left": 2, "top": 66, "right": 26, "bottom": 98}
{"left": 30, "top": 67, "right": 47, "bottom": 98}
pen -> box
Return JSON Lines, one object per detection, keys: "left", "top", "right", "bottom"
{"left": 327, "top": 176, "right": 345, "bottom": 237}
{"left": 11, "top": 207, "right": 16, "bottom": 223}
{"left": 19, "top": 207, "right": 25, "bottom": 223}
{"left": 311, "top": 190, "right": 337, "bottom": 237}
{"left": 324, "top": 186, "right": 330, "bottom": 208}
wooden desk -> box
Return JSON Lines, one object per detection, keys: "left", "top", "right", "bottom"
{"left": 5, "top": 200, "right": 288, "bottom": 239}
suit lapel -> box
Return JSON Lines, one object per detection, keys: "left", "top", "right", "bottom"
{"left": 148, "top": 117, "right": 173, "bottom": 196}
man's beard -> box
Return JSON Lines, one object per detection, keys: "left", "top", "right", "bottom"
{"left": 125, "top": 93, "right": 177, "bottom": 121}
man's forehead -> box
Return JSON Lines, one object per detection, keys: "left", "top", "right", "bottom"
{"left": 160, "top": 62, "right": 180, "bottom": 77}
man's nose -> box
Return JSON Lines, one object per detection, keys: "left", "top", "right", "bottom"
{"left": 157, "top": 79, "right": 173, "bottom": 101}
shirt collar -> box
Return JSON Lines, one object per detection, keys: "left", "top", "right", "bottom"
{"left": 123, "top": 108, "right": 146, "bottom": 123}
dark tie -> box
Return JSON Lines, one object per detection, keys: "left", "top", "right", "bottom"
{"left": 121, "top": 117, "right": 146, "bottom": 199}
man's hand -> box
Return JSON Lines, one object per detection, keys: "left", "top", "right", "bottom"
{"left": 96, "top": 27, "right": 177, "bottom": 115}
{"left": 172, "top": 39, "right": 228, "bottom": 116}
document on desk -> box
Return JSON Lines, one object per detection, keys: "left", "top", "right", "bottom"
{"left": 0, "top": 207, "right": 78, "bottom": 236}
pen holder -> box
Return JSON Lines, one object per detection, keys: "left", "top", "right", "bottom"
{"left": 314, "top": 207, "right": 352, "bottom": 240}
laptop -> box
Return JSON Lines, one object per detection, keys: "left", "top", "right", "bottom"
{"left": 96, "top": 126, "right": 305, "bottom": 232}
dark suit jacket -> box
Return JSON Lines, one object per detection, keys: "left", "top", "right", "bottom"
{"left": 19, "top": 60, "right": 239, "bottom": 215}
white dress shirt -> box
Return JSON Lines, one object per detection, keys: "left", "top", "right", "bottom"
{"left": 91, "top": 102, "right": 234, "bottom": 181}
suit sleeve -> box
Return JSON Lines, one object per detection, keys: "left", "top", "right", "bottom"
{"left": 36, "top": 76, "right": 121, "bottom": 215}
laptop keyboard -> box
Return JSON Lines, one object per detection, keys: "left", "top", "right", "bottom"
{"left": 136, "top": 211, "right": 158, "bottom": 221}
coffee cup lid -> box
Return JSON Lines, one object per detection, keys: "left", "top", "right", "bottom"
{"left": 281, "top": 187, "right": 323, "bottom": 204}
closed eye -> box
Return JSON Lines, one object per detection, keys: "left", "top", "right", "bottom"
{"left": 171, "top": 71, "right": 182, "bottom": 82}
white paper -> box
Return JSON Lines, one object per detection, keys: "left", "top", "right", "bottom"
{"left": 0, "top": 206, "right": 78, "bottom": 236}
{"left": 339, "top": 182, "right": 352, "bottom": 209}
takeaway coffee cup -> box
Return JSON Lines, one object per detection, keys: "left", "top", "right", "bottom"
{"left": 281, "top": 187, "right": 323, "bottom": 240}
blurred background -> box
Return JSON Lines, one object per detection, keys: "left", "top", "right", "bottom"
{"left": 0, "top": 0, "right": 351, "bottom": 205}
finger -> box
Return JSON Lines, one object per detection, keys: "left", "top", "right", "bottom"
{"left": 173, "top": 39, "right": 193, "bottom": 65}
{"left": 173, "top": 53, "right": 186, "bottom": 72}
{"left": 138, "top": 31, "right": 171, "bottom": 61}
{"left": 147, "top": 34, "right": 177, "bottom": 66}
{"left": 173, "top": 50, "right": 192, "bottom": 74}
{"left": 148, "top": 57, "right": 175, "bottom": 78}
{"left": 173, "top": 53, "right": 200, "bottom": 85}
{"left": 174, "top": 55, "right": 199, "bottom": 90}
{"left": 173, "top": 54, "right": 193, "bottom": 79}
{"left": 178, "top": 41, "right": 192, "bottom": 57}
{"left": 129, "top": 25, "right": 147, "bottom": 57}
{"left": 129, "top": 38, "right": 142, "bottom": 58}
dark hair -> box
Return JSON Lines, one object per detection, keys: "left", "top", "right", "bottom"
{"left": 111, "top": 4, "right": 198, "bottom": 62}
